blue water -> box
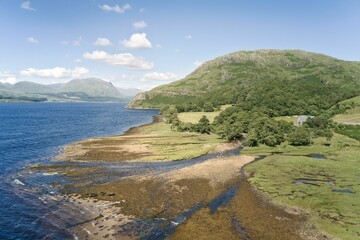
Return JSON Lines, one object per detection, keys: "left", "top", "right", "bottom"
{"left": 0, "top": 102, "right": 158, "bottom": 240}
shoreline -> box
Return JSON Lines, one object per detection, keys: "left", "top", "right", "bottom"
{"left": 34, "top": 115, "right": 327, "bottom": 239}
{"left": 56, "top": 115, "right": 231, "bottom": 163}
{"left": 67, "top": 195, "right": 134, "bottom": 240}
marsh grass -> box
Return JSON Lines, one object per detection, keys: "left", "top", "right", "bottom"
{"left": 243, "top": 134, "right": 360, "bottom": 239}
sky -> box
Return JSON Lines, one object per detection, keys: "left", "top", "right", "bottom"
{"left": 0, "top": 0, "right": 360, "bottom": 90}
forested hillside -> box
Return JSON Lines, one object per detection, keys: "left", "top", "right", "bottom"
{"left": 129, "top": 50, "right": 360, "bottom": 116}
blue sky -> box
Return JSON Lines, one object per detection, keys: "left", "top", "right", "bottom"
{"left": 0, "top": 0, "right": 359, "bottom": 89}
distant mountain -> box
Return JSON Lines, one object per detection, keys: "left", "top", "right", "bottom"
{"left": 128, "top": 49, "right": 360, "bottom": 115}
{"left": 117, "top": 87, "right": 141, "bottom": 98}
{"left": 12, "top": 81, "right": 55, "bottom": 93}
{"left": 59, "top": 78, "right": 123, "bottom": 98}
{"left": 0, "top": 78, "right": 126, "bottom": 102}
{"left": 0, "top": 83, "right": 13, "bottom": 89}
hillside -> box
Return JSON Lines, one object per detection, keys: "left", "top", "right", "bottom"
{"left": 128, "top": 50, "right": 360, "bottom": 115}
{"left": 333, "top": 96, "right": 360, "bottom": 125}
{"left": 0, "top": 78, "right": 126, "bottom": 102}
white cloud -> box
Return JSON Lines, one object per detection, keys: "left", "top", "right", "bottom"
{"left": 20, "top": 67, "right": 89, "bottom": 79}
{"left": 21, "top": 1, "right": 35, "bottom": 11}
{"left": 0, "top": 72, "right": 17, "bottom": 84}
{"left": 141, "top": 72, "right": 178, "bottom": 81}
{"left": 139, "top": 8, "right": 145, "bottom": 13}
{"left": 74, "top": 59, "right": 82, "bottom": 63}
{"left": 27, "top": 37, "right": 38, "bottom": 44}
{"left": 94, "top": 37, "right": 112, "bottom": 46}
{"left": 185, "top": 35, "right": 193, "bottom": 40}
{"left": 0, "top": 77, "right": 16, "bottom": 84}
{"left": 194, "top": 60, "right": 203, "bottom": 67}
{"left": 99, "top": 4, "right": 131, "bottom": 13}
{"left": 156, "top": 44, "right": 163, "bottom": 48}
{"left": 133, "top": 20, "right": 147, "bottom": 30}
{"left": 83, "top": 50, "right": 154, "bottom": 70}
{"left": 122, "top": 33, "right": 152, "bottom": 49}
{"left": 61, "top": 40, "right": 69, "bottom": 45}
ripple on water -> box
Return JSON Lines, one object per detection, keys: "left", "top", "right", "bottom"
{"left": 0, "top": 102, "right": 159, "bottom": 239}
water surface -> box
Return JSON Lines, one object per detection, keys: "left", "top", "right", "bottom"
{"left": 0, "top": 102, "right": 158, "bottom": 239}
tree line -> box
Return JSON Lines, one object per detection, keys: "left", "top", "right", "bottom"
{"left": 161, "top": 104, "right": 334, "bottom": 147}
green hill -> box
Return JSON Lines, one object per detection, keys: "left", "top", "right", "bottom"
{"left": 128, "top": 49, "right": 360, "bottom": 116}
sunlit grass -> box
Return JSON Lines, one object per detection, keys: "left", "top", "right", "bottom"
{"left": 333, "top": 107, "right": 360, "bottom": 125}
{"left": 139, "top": 122, "right": 225, "bottom": 161}
{"left": 178, "top": 104, "right": 232, "bottom": 123}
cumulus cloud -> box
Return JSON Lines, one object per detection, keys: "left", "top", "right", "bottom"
{"left": 133, "top": 20, "right": 147, "bottom": 30}
{"left": 185, "top": 35, "right": 193, "bottom": 40}
{"left": 99, "top": 4, "right": 130, "bottom": 13}
{"left": 122, "top": 33, "right": 152, "bottom": 49}
{"left": 21, "top": 1, "right": 36, "bottom": 11}
{"left": 141, "top": 72, "right": 178, "bottom": 82}
{"left": 0, "top": 72, "right": 17, "bottom": 84}
{"left": 94, "top": 37, "right": 112, "bottom": 46}
{"left": 27, "top": 37, "right": 38, "bottom": 44}
{"left": 83, "top": 50, "right": 154, "bottom": 70}
{"left": 20, "top": 67, "right": 89, "bottom": 79}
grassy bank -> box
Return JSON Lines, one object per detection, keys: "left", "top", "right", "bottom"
{"left": 242, "top": 133, "right": 360, "bottom": 240}
{"left": 60, "top": 117, "right": 226, "bottom": 162}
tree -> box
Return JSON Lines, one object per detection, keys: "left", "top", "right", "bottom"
{"left": 288, "top": 127, "right": 311, "bottom": 146}
{"left": 195, "top": 115, "right": 211, "bottom": 134}
{"left": 203, "top": 102, "right": 214, "bottom": 112}
{"left": 162, "top": 105, "right": 178, "bottom": 124}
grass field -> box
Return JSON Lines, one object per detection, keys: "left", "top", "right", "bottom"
{"left": 138, "top": 121, "right": 225, "bottom": 161}
{"left": 243, "top": 134, "right": 360, "bottom": 240}
{"left": 178, "top": 105, "right": 232, "bottom": 123}
{"left": 333, "top": 107, "right": 360, "bottom": 125}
